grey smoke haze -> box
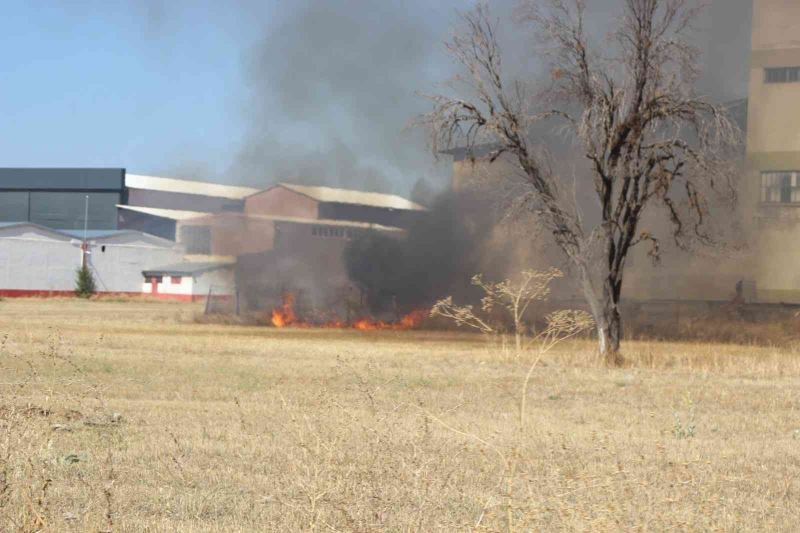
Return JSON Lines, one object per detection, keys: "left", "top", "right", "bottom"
{"left": 131, "top": 0, "right": 753, "bottom": 192}
{"left": 229, "top": 0, "right": 462, "bottom": 193}
{"left": 226, "top": 0, "right": 751, "bottom": 193}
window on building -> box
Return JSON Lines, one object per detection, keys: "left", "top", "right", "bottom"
{"left": 761, "top": 172, "right": 800, "bottom": 203}
{"left": 765, "top": 67, "right": 800, "bottom": 84}
{"left": 147, "top": 276, "right": 163, "bottom": 284}
{"left": 170, "top": 276, "right": 182, "bottom": 284}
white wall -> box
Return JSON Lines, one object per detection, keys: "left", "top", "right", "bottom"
{"left": 141, "top": 275, "right": 194, "bottom": 296}
{"left": 0, "top": 231, "right": 76, "bottom": 291}
{"left": 0, "top": 226, "right": 181, "bottom": 293}
{"left": 88, "top": 234, "right": 182, "bottom": 293}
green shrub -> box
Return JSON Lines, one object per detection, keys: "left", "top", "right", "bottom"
{"left": 75, "top": 264, "right": 96, "bottom": 298}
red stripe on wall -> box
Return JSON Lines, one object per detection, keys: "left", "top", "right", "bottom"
{"left": 0, "top": 290, "right": 207, "bottom": 302}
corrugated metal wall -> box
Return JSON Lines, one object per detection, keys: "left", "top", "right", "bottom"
{"left": 0, "top": 226, "right": 181, "bottom": 293}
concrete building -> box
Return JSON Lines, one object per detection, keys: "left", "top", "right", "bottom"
{"left": 745, "top": 0, "right": 800, "bottom": 302}
{"left": 167, "top": 183, "right": 419, "bottom": 311}
{"left": 0, "top": 222, "right": 180, "bottom": 296}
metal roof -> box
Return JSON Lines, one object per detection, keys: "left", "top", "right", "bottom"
{"left": 116, "top": 204, "right": 207, "bottom": 221}
{"left": 0, "top": 168, "right": 124, "bottom": 190}
{"left": 0, "top": 221, "right": 174, "bottom": 244}
{"left": 126, "top": 174, "right": 260, "bottom": 200}
{"left": 182, "top": 212, "right": 404, "bottom": 232}
{"left": 275, "top": 183, "right": 425, "bottom": 211}
{"left": 60, "top": 229, "right": 134, "bottom": 239}
{"left": 142, "top": 261, "right": 232, "bottom": 276}
{"left": 0, "top": 221, "right": 72, "bottom": 240}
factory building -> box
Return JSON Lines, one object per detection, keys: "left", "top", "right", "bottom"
{"left": 170, "top": 183, "right": 419, "bottom": 304}
{"left": 0, "top": 167, "right": 426, "bottom": 302}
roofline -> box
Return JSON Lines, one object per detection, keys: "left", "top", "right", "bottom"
{"left": 142, "top": 263, "right": 233, "bottom": 276}
{"left": 116, "top": 204, "right": 207, "bottom": 221}
{"left": 250, "top": 183, "right": 426, "bottom": 211}
{"left": 83, "top": 230, "right": 176, "bottom": 246}
{"left": 0, "top": 221, "right": 71, "bottom": 240}
{"left": 0, "top": 221, "right": 174, "bottom": 244}
{"left": 179, "top": 211, "right": 405, "bottom": 232}
{"left": 125, "top": 173, "right": 261, "bottom": 200}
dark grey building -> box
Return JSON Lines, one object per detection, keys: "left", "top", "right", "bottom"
{"left": 0, "top": 168, "right": 125, "bottom": 230}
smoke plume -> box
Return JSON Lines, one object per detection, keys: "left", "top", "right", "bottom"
{"left": 229, "top": 0, "right": 461, "bottom": 193}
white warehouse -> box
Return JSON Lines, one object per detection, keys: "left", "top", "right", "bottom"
{"left": 0, "top": 222, "right": 181, "bottom": 296}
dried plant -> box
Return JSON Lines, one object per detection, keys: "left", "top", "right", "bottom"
{"left": 419, "top": 0, "right": 742, "bottom": 363}
{"left": 432, "top": 268, "right": 592, "bottom": 359}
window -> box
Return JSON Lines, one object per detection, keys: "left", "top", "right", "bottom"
{"left": 312, "top": 225, "right": 353, "bottom": 238}
{"left": 761, "top": 172, "right": 800, "bottom": 203}
{"left": 147, "top": 276, "right": 163, "bottom": 284}
{"left": 170, "top": 276, "right": 182, "bottom": 284}
{"left": 765, "top": 67, "right": 800, "bottom": 84}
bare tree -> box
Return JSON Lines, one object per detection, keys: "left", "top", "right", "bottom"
{"left": 420, "top": 0, "right": 740, "bottom": 363}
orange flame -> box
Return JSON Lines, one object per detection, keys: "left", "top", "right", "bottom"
{"left": 271, "top": 293, "right": 298, "bottom": 327}
{"left": 270, "top": 292, "right": 426, "bottom": 330}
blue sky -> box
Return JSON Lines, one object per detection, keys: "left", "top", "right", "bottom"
{"left": 0, "top": 2, "right": 271, "bottom": 176}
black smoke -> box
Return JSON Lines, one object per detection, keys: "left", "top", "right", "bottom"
{"left": 344, "top": 188, "right": 514, "bottom": 313}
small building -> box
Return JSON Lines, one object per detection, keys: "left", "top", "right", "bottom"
{"left": 141, "top": 260, "right": 236, "bottom": 301}
{"left": 0, "top": 222, "right": 181, "bottom": 296}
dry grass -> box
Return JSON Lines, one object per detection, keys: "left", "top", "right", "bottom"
{"left": 1, "top": 298, "right": 799, "bottom": 531}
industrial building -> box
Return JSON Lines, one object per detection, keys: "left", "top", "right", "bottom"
{"left": 173, "top": 183, "right": 419, "bottom": 304}
{"left": 0, "top": 167, "right": 425, "bottom": 302}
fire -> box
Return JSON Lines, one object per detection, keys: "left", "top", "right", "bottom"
{"left": 270, "top": 292, "right": 426, "bottom": 330}
{"left": 271, "top": 292, "right": 298, "bottom": 327}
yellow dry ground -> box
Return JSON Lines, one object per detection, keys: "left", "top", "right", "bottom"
{"left": 1, "top": 298, "right": 799, "bottom": 532}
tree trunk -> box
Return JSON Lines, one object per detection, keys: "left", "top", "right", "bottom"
{"left": 578, "top": 264, "right": 625, "bottom": 366}
{"left": 597, "top": 305, "right": 623, "bottom": 365}
{"left": 597, "top": 275, "right": 624, "bottom": 366}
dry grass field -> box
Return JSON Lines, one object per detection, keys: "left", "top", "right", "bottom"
{"left": 1, "top": 298, "right": 799, "bottom": 531}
